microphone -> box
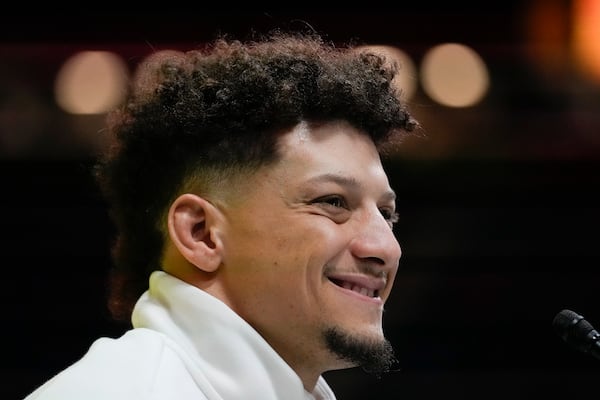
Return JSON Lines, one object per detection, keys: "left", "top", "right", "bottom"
{"left": 552, "top": 309, "right": 600, "bottom": 361}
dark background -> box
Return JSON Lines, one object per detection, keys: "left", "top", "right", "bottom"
{"left": 3, "top": 4, "right": 600, "bottom": 399}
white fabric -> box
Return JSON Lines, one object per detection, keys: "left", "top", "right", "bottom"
{"left": 24, "top": 271, "right": 336, "bottom": 400}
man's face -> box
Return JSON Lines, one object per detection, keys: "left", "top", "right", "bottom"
{"left": 216, "top": 120, "right": 401, "bottom": 374}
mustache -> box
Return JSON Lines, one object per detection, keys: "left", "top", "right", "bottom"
{"left": 323, "top": 262, "right": 387, "bottom": 279}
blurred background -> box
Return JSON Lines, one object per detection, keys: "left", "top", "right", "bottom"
{"left": 3, "top": 2, "right": 600, "bottom": 399}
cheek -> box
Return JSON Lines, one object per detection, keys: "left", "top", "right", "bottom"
{"left": 225, "top": 212, "right": 347, "bottom": 286}
{"left": 256, "top": 225, "right": 341, "bottom": 299}
{"left": 272, "top": 222, "right": 344, "bottom": 266}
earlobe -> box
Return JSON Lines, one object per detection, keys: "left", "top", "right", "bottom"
{"left": 168, "top": 193, "right": 223, "bottom": 272}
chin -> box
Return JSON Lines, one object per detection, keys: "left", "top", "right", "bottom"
{"left": 323, "top": 326, "right": 397, "bottom": 377}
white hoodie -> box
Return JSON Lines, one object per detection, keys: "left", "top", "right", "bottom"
{"left": 24, "top": 271, "right": 336, "bottom": 400}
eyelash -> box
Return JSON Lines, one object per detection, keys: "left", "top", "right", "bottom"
{"left": 316, "top": 195, "right": 347, "bottom": 209}
{"left": 313, "top": 195, "right": 399, "bottom": 224}
{"left": 381, "top": 209, "right": 400, "bottom": 224}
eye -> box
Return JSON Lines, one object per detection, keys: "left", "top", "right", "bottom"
{"left": 313, "top": 195, "right": 348, "bottom": 209}
{"left": 380, "top": 208, "right": 399, "bottom": 228}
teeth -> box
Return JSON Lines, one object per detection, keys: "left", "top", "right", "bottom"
{"left": 334, "top": 279, "right": 375, "bottom": 297}
{"left": 350, "top": 283, "right": 374, "bottom": 297}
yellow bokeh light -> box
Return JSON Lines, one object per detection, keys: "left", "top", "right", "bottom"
{"left": 355, "top": 45, "right": 418, "bottom": 101}
{"left": 55, "top": 51, "right": 129, "bottom": 115}
{"left": 420, "top": 43, "right": 490, "bottom": 107}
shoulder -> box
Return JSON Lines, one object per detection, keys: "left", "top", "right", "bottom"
{"left": 24, "top": 329, "right": 208, "bottom": 400}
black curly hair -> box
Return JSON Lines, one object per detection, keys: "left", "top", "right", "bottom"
{"left": 94, "top": 30, "right": 419, "bottom": 322}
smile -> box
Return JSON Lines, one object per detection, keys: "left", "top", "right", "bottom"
{"left": 329, "top": 278, "right": 379, "bottom": 298}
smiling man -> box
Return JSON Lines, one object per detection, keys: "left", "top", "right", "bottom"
{"left": 24, "top": 31, "right": 418, "bottom": 400}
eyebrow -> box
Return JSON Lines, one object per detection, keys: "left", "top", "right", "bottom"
{"left": 306, "top": 173, "right": 397, "bottom": 202}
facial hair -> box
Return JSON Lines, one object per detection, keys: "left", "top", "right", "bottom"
{"left": 324, "top": 327, "right": 398, "bottom": 378}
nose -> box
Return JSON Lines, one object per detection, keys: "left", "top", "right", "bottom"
{"left": 349, "top": 209, "right": 402, "bottom": 268}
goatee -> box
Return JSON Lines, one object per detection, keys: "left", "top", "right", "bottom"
{"left": 324, "top": 327, "right": 398, "bottom": 378}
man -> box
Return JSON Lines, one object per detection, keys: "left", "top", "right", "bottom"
{"left": 24, "top": 30, "right": 418, "bottom": 399}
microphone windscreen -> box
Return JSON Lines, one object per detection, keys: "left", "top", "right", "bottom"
{"left": 553, "top": 309, "right": 583, "bottom": 336}
{"left": 553, "top": 309, "right": 597, "bottom": 353}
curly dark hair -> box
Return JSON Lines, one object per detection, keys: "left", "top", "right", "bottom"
{"left": 94, "top": 30, "right": 419, "bottom": 322}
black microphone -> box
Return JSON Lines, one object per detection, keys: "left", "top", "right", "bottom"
{"left": 553, "top": 309, "right": 600, "bottom": 361}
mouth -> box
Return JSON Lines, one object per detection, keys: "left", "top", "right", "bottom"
{"left": 328, "top": 278, "right": 379, "bottom": 298}
{"left": 326, "top": 272, "right": 386, "bottom": 300}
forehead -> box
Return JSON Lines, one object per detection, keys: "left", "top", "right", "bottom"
{"left": 273, "top": 120, "right": 391, "bottom": 190}
{"left": 277, "top": 120, "right": 380, "bottom": 163}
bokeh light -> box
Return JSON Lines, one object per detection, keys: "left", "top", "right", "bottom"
{"left": 420, "top": 43, "right": 490, "bottom": 107}
{"left": 54, "top": 51, "right": 129, "bottom": 114}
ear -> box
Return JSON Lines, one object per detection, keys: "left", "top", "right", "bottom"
{"left": 167, "top": 193, "right": 223, "bottom": 273}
